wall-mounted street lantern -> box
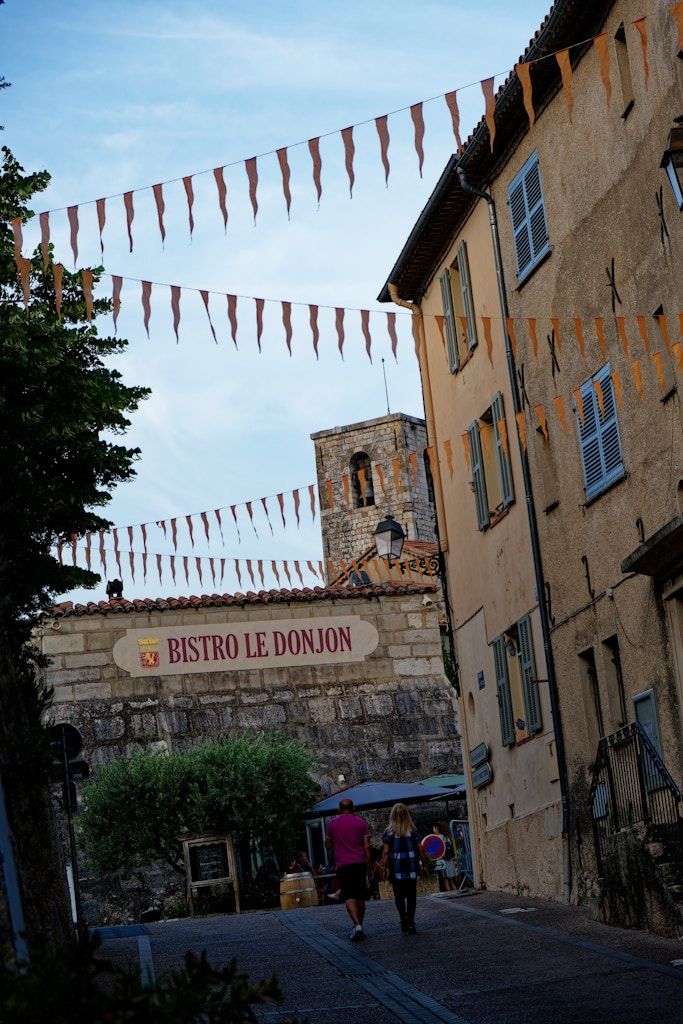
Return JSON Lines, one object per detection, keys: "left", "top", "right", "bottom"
{"left": 661, "top": 116, "right": 683, "bottom": 210}
{"left": 373, "top": 514, "right": 406, "bottom": 563}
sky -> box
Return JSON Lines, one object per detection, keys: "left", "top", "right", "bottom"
{"left": 1, "top": 0, "right": 550, "bottom": 603}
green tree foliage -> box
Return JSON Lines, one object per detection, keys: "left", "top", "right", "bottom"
{"left": 79, "top": 734, "right": 319, "bottom": 874}
{"left": 0, "top": 936, "right": 299, "bottom": 1024}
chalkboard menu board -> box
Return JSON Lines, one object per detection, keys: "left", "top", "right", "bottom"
{"left": 189, "top": 841, "right": 229, "bottom": 882}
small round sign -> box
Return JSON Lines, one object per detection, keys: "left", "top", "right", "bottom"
{"left": 421, "top": 833, "right": 446, "bottom": 860}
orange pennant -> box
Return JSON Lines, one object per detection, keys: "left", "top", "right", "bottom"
{"left": 574, "top": 317, "right": 586, "bottom": 358}
{"left": 505, "top": 317, "right": 517, "bottom": 359}
{"left": 611, "top": 369, "right": 623, "bottom": 413}
{"left": 171, "top": 285, "right": 181, "bottom": 342}
{"left": 375, "top": 463, "right": 388, "bottom": 501}
{"left": 632, "top": 18, "right": 649, "bottom": 88}
{"left": 81, "top": 268, "right": 93, "bottom": 322}
{"left": 361, "top": 309, "right": 372, "bottom": 362}
{"left": 631, "top": 360, "right": 644, "bottom": 400}
{"left": 516, "top": 62, "right": 535, "bottom": 127}
{"left": 200, "top": 290, "right": 217, "bottom": 344}
{"left": 195, "top": 556, "right": 204, "bottom": 587}
{"left": 616, "top": 316, "right": 630, "bottom": 357}
{"left": 96, "top": 198, "right": 106, "bottom": 256}
{"left": 53, "top": 263, "right": 63, "bottom": 318}
{"left": 342, "top": 473, "right": 351, "bottom": 509}
{"left": 276, "top": 493, "right": 286, "bottom": 528}
{"left": 308, "top": 137, "right": 322, "bottom": 204}
{"left": 258, "top": 559, "right": 266, "bottom": 589}
{"left": 410, "top": 102, "right": 425, "bottom": 177}
{"left": 461, "top": 433, "right": 471, "bottom": 469}
{"left": 234, "top": 559, "right": 243, "bottom": 590}
{"left": 657, "top": 314, "right": 671, "bottom": 356}
{"left": 259, "top": 498, "right": 272, "bottom": 535}
{"left": 375, "top": 114, "right": 390, "bottom": 185}
{"left": 309, "top": 304, "right": 319, "bottom": 358}
{"left": 443, "top": 438, "right": 454, "bottom": 476}
{"left": 594, "top": 317, "right": 608, "bottom": 359}
{"left": 325, "top": 559, "right": 335, "bottom": 584}
{"left": 152, "top": 182, "right": 166, "bottom": 243}
{"left": 325, "top": 478, "right": 335, "bottom": 511}
{"left": 141, "top": 281, "right": 152, "bottom": 337}
{"left": 498, "top": 418, "right": 510, "bottom": 455}
{"left": 636, "top": 315, "right": 651, "bottom": 361}
{"left": 515, "top": 411, "right": 527, "bottom": 451}
{"left": 308, "top": 482, "right": 316, "bottom": 522}
{"left": 341, "top": 126, "right": 355, "bottom": 197}
{"left": 123, "top": 191, "right": 134, "bottom": 252}
{"left": 593, "top": 379, "right": 606, "bottom": 420}
{"left": 112, "top": 275, "right": 122, "bottom": 332}
{"left": 534, "top": 404, "right": 549, "bottom": 441}
{"left": 527, "top": 318, "right": 539, "bottom": 359}
{"left": 227, "top": 294, "right": 238, "bottom": 348}
{"left": 411, "top": 315, "right": 421, "bottom": 359}
{"left": 10, "top": 217, "right": 22, "bottom": 269}
{"left": 593, "top": 34, "right": 612, "bottom": 107}
{"left": 553, "top": 395, "right": 568, "bottom": 434}
{"left": 282, "top": 301, "right": 293, "bottom": 356}
{"left": 652, "top": 351, "right": 667, "bottom": 395}
{"left": 335, "top": 307, "right": 345, "bottom": 359}
{"left": 357, "top": 466, "right": 368, "bottom": 504}
{"left": 18, "top": 256, "right": 30, "bottom": 308}
{"left": 482, "top": 316, "right": 494, "bottom": 366}
{"left": 481, "top": 76, "right": 496, "bottom": 151}
{"left": 67, "top": 205, "right": 79, "bottom": 265}
{"left": 213, "top": 166, "right": 228, "bottom": 231}
{"left": 672, "top": 342, "right": 683, "bottom": 373}
{"left": 276, "top": 147, "right": 292, "bottom": 217}
{"left": 671, "top": 3, "right": 683, "bottom": 56}
{"left": 550, "top": 317, "right": 562, "bottom": 352}
{"left": 408, "top": 451, "right": 418, "bottom": 486}
{"left": 386, "top": 312, "right": 398, "bottom": 360}
{"left": 292, "top": 488, "right": 301, "bottom": 527}
{"left": 294, "top": 560, "right": 305, "bottom": 588}
{"left": 555, "top": 48, "right": 574, "bottom": 122}
{"left": 254, "top": 298, "right": 264, "bottom": 352}
{"left": 39, "top": 211, "right": 50, "bottom": 270}
{"left": 245, "top": 157, "right": 258, "bottom": 222}
{"left": 246, "top": 559, "right": 255, "bottom": 589}
{"left": 182, "top": 175, "right": 195, "bottom": 237}
{"left": 392, "top": 455, "right": 402, "bottom": 494}
{"left": 444, "top": 90, "right": 463, "bottom": 152}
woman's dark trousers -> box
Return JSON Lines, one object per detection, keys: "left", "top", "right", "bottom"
{"left": 392, "top": 879, "right": 417, "bottom": 925}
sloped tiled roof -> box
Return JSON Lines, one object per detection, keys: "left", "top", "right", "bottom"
{"left": 52, "top": 581, "right": 437, "bottom": 618}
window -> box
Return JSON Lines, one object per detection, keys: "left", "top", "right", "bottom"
{"left": 439, "top": 240, "right": 478, "bottom": 372}
{"left": 632, "top": 689, "right": 662, "bottom": 756}
{"left": 493, "top": 614, "right": 542, "bottom": 747}
{"left": 614, "top": 23, "right": 635, "bottom": 118}
{"left": 602, "top": 635, "right": 627, "bottom": 729}
{"left": 575, "top": 363, "right": 625, "bottom": 501}
{"left": 467, "top": 392, "right": 514, "bottom": 530}
{"left": 349, "top": 452, "right": 375, "bottom": 508}
{"left": 579, "top": 647, "right": 604, "bottom": 746}
{"left": 508, "top": 151, "right": 550, "bottom": 282}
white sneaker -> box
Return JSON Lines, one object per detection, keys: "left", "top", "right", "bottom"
{"left": 350, "top": 925, "right": 365, "bottom": 942}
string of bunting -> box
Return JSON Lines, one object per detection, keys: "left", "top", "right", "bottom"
{"left": 11, "top": 7, "right": 681, "bottom": 266}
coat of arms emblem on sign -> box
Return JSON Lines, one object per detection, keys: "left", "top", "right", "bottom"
{"left": 137, "top": 636, "right": 160, "bottom": 669}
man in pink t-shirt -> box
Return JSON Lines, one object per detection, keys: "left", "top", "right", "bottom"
{"left": 325, "top": 798, "right": 371, "bottom": 941}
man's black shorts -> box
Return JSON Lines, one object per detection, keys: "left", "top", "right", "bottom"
{"left": 336, "top": 862, "right": 367, "bottom": 902}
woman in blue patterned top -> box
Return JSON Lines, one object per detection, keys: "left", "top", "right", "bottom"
{"left": 380, "top": 803, "right": 425, "bottom": 934}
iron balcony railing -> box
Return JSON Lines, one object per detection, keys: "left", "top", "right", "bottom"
{"left": 589, "top": 721, "right": 683, "bottom": 875}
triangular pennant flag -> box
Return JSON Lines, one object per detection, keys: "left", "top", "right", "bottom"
{"left": 67, "top": 205, "right": 79, "bottom": 265}
{"left": 10, "top": 217, "right": 23, "bottom": 269}
{"left": 200, "top": 290, "right": 217, "bottom": 344}
{"left": 255, "top": 297, "right": 264, "bottom": 352}
{"left": 444, "top": 90, "right": 462, "bottom": 152}
{"left": 636, "top": 315, "right": 651, "bottom": 361}
{"left": 534, "top": 404, "right": 549, "bottom": 441}
{"left": 317, "top": 561, "right": 325, "bottom": 583}
{"left": 386, "top": 311, "right": 399, "bottom": 360}
{"left": 309, "top": 305, "right": 320, "bottom": 358}
{"left": 375, "top": 463, "right": 388, "bottom": 500}
{"left": 375, "top": 114, "right": 390, "bottom": 185}
{"left": 342, "top": 473, "right": 351, "bottom": 509}
{"left": 308, "top": 483, "right": 316, "bottom": 522}
{"left": 53, "top": 263, "right": 64, "bottom": 319}
{"left": 550, "top": 317, "right": 562, "bottom": 352}
{"left": 39, "top": 211, "right": 50, "bottom": 270}
{"left": 234, "top": 558, "right": 243, "bottom": 590}
{"left": 611, "top": 369, "right": 623, "bottom": 413}
{"left": 140, "top": 523, "right": 147, "bottom": 553}
{"left": 271, "top": 560, "right": 281, "bottom": 586}
{"left": 516, "top": 62, "right": 535, "bottom": 126}
{"left": 156, "top": 552, "right": 163, "bottom": 586}
{"left": 152, "top": 183, "right": 166, "bottom": 244}
{"left": 127, "top": 525, "right": 134, "bottom": 552}
{"left": 260, "top": 497, "right": 274, "bottom": 534}
{"left": 657, "top": 314, "right": 671, "bottom": 357}
{"left": 246, "top": 559, "right": 255, "bottom": 588}
{"left": 209, "top": 557, "right": 216, "bottom": 588}
{"left": 410, "top": 102, "right": 425, "bottom": 177}
{"left": 141, "top": 280, "right": 152, "bottom": 337}
{"left": 96, "top": 198, "right": 106, "bottom": 256}
{"left": 142, "top": 551, "right": 148, "bottom": 583}
{"left": 283, "top": 561, "right": 293, "bottom": 587}
{"left": 593, "top": 379, "right": 606, "bottom": 420}
{"left": 593, "top": 34, "right": 612, "bottom": 107}
{"left": 308, "top": 136, "right": 323, "bottom": 204}
{"left": 617, "top": 316, "right": 630, "bottom": 356}
{"left": 292, "top": 488, "right": 301, "bottom": 527}
{"left": 553, "top": 395, "right": 568, "bottom": 434}
{"left": 183, "top": 555, "right": 190, "bottom": 587}
{"left": 156, "top": 519, "right": 167, "bottom": 539}
{"left": 573, "top": 388, "right": 585, "bottom": 427}
{"left": 230, "top": 504, "right": 242, "bottom": 541}
{"left": 282, "top": 301, "right": 293, "bottom": 355}
{"left": 672, "top": 342, "right": 683, "bottom": 373}
{"left": 527, "top": 318, "right": 539, "bottom": 359}
{"left": 357, "top": 467, "right": 367, "bottom": 505}
{"left": 276, "top": 493, "right": 286, "bottom": 528}
{"left": 555, "top": 48, "right": 574, "bottom": 121}
{"left": 653, "top": 351, "right": 667, "bottom": 395}
{"left": 632, "top": 18, "right": 649, "bottom": 88}
{"left": 335, "top": 307, "right": 345, "bottom": 359}
{"left": 481, "top": 77, "right": 496, "bottom": 150}
{"left": 227, "top": 294, "right": 238, "bottom": 348}
{"left": 84, "top": 533, "right": 92, "bottom": 572}
{"left": 112, "top": 275, "right": 122, "bottom": 333}
{"left": 257, "top": 559, "right": 266, "bottom": 589}
{"left": 214, "top": 508, "right": 224, "bottom": 542}
{"left": 482, "top": 316, "right": 494, "bottom": 366}
{"left": 170, "top": 554, "right": 177, "bottom": 586}
{"left": 411, "top": 315, "right": 421, "bottom": 359}
{"left": 200, "top": 512, "right": 210, "bottom": 545}
{"left": 18, "top": 257, "right": 30, "bottom": 308}
{"left": 99, "top": 530, "right": 107, "bottom": 575}
{"left": 443, "top": 438, "right": 454, "bottom": 476}
{"left": 294, "top": 560, "right": 305, "bottom": 587}
{"left": 185, "top": 514, "right": 195, "bottom": 548}
{"left": 195, "top": 556, "right": 204, "bottom": 586}
{"left": 360, "top": 309, "right": 372, "bottom": 362}
{"left": 594, "top": 317, "right": 608, "bottom": 359}
{"left": 113, "top": 528, "right": 122, "bottom": 577}
{"left": 307, "top": 560, "right": 319, "bottom": 581}
{"left": 56, "top": 539, "right": 63, "bottom": 565}
{"left": 171, "top": 517, "right": 178, "bottom": 550}
{"left": 341, "top": 126, "right": 355, "bottom": 197}
{"left": 276, "top": 147, "right": 292, "bottom": 218}
{"left": 182, "top": 175, "right": 195, "bottom": 237}
{"left": 574, "top": 317, "right": 586, "bottom": 358}
{"left": 245, "top": 157, "right": 259, "bottom": 222}
{"left": 213, "top": 166, "right": 228, "bottom": 231}
{"left": 325, "top": 478, "right": 335, "bottom": 511}
{"left": 392, "top": 455, "right": 402, "bottom": 495}
{"left": 171, "top": 285, "right": 181, "bottom": 342}
{"left": 515, "top": 411, "right": 528, "bottom": 450}
{"left": 220, "top": 557, "right": 226, "bottom": 586}
{"left": 123, "top": 191, "right": 135, "bottom": 252}
{"left": 246, "top": 500, "right": 259, "bottom": 538}
{"left": 129, "top": 550, "right": 136, "bottom": 582}
{"left": 505, "top": 317, "right": 517, "bottom": 359}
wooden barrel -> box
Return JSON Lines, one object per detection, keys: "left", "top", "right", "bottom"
{"left": 280, "top": 871, "right": 318, "bottom": 910}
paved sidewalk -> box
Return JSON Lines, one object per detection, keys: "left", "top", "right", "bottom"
{"left": 96, "top": 890, "right": 683, "bottom": 1023}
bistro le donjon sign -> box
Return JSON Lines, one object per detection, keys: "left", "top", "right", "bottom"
{"left": 113, "top": 615, "right": 380, "bottom": 678}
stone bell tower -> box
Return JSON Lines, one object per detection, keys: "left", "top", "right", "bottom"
{"left": 311, "top": 412, "right": 437, "bottom": 571}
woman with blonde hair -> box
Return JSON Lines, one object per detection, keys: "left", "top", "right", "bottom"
{"left": 380, "top": 803, "right": 425, "bottom": 934}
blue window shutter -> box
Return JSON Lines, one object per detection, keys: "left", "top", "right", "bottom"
{"left": 456, "top": 241, "right": 478, "bottom": 349}
{"left": 493, "top": 636, "right": 515, "bottom": 747}
{"left": 517, "top": 614, "right": 542, "bottom": 734}
{"left": 467, "top": 422, "right": 489, "bottom": 530}
{"left": 508, "top": 152, "right": 549, "bottom": 281}
{"left": 576, "top": 363, "right": 624, "bottom": 500}
{"left": 491, "top": 392, "right": 514, "bottom": 507}
{"left": 439, "top": 269, "right": 459, "bottom": 373}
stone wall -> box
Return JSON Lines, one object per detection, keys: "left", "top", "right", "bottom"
{"left": 312, "top": 413, "right": 437, "bottom": 571}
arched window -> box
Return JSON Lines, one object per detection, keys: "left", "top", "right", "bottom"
{"left": 350, "top": 451, "right": 375, "bottom": 508}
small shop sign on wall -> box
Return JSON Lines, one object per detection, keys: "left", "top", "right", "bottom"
{"left": 113, "top": 616, "right": 379, "bottom": 677}
{"left": 470, "top": 742, "right": 493, "bottom": 790}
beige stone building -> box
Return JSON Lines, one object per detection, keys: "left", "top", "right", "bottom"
{"left": 380, "top": 0, "right": 683, "bottom": 928}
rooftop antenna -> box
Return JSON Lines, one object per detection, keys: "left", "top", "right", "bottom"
{"left": 382, "top": 357, "right": 391, "bottom": 415}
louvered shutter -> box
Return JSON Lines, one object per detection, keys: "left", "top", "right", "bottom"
{"left": 597, "top": 364, "right": 624, "bottom": 484}
{"left": 517, "top": 614, "right": 542, "bottom": 734}
{"left": 439, "top": 268, "right": 459, "bottom": 372}
{"left": 491, "top": 392, "right": 514, "bottom": 507}
{"left": 508, "top": 152, "right": 549, "bottom": 280}
{"left": 576, "top": 364, "right": 624, "bottom": 500}
{"left": 456, "top": 241, "right": 478, "bottom": 349}
{"left": 467, "top": 422, "right": 489, "bottom": 530}
{"left": 493, "top": 636, "right": 515, "bottom": 747}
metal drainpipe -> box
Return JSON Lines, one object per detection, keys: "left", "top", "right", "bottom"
{"left": 457, "top": 165, "right": 572, "bottom": 904}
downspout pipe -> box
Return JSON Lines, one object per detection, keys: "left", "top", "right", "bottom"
{"left": 457, "top": 165, "right": 572, "bottom": 904}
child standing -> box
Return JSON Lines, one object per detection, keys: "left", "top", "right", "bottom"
{"left": 380, "top": 803, "right": 425, "bottom": 934}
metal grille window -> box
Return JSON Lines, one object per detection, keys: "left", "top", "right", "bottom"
{"left": 576, "top": 363, "right": 625, "bottom": 501}
{"left": 508, "top": 152, "right": 549, "bottom": 282}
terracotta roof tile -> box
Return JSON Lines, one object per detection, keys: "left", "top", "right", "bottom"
{"left": 52, "top": 581, "right": 437, "bottom": 618}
